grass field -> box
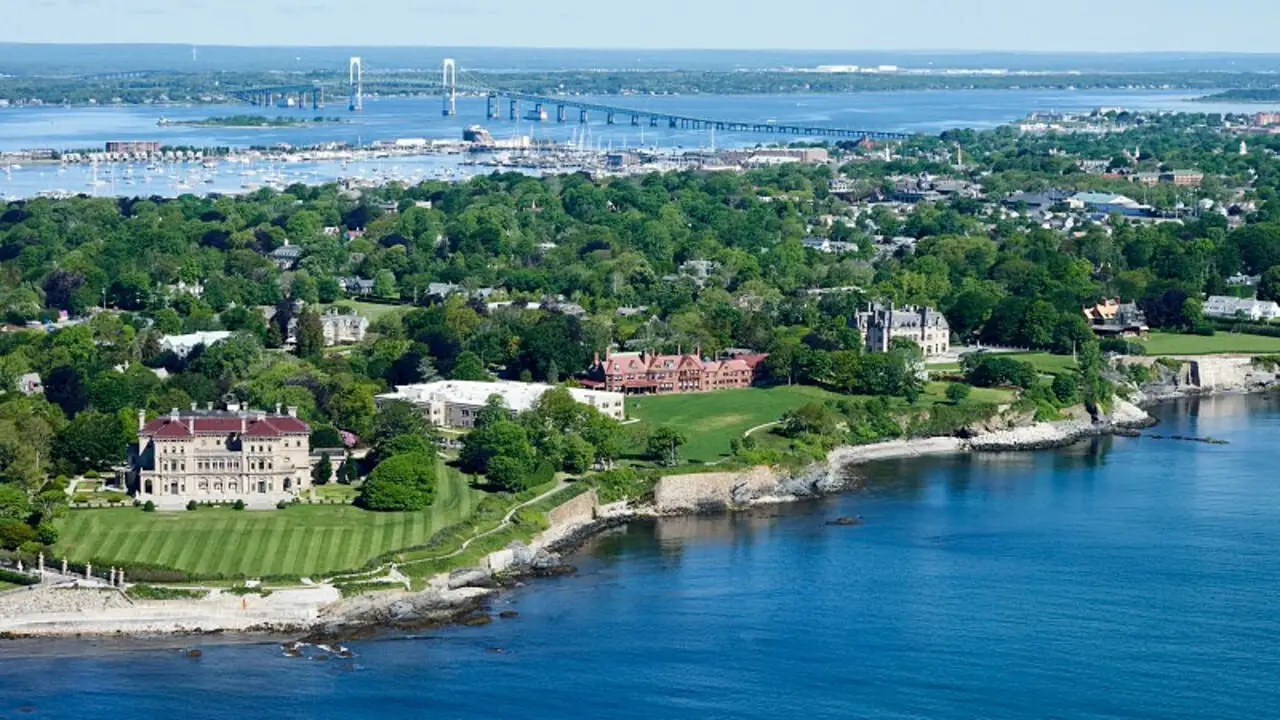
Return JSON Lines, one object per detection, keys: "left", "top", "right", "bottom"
{"left": 53, "top": 460, "right": 483, "bottom": 578}
{"left": 1008, "top": 352, "right": 1080, "bottom": 376}
{"left": 1139, "top": 331, "right": 1280, "bottom": 356}
{"left": 626, "top": 385, "right": 844, "bottom": 463}
{"left": 624, "top": 382, "right": 1016, "bottom": 465}
{"left": 323, "top": 300, "right": 407, "bottom": 323}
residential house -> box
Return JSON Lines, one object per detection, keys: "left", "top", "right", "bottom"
{"left": 15, "top": 373, "right": 42, "bottom": 395}
{"left": 288, "top": 308, "right": 369, "bottom": 346}
{"left": 269, "top": 241, "right": 304, "bottom": 270}
{"left": 1203, "top": 296, "right": 1280, "bottom": 321}
{"left": 802, "top": 237, "right": 859, "bottom": 254}
{"left": 337, "top": 277, "right": 376, "bottom": 296}
{"left": 160, "top": 331, "right": 233, "bottom": 360}
{"left": 1082, "top": 299, "right": 1150, "bottom": 337}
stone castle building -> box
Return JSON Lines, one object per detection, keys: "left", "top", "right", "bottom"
{"left": 855, "top": 303, "right": 951, "bottom": 358}
{"left": 131, "top": 404, "right": 311, "bottom": 507}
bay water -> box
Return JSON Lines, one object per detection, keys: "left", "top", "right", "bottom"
{"left": 4, "top": 394, "right": 1279, "bottom": 718}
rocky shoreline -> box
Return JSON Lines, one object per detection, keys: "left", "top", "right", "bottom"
{"left": 0, "top": 386, "right": 1262, "bottom": 641}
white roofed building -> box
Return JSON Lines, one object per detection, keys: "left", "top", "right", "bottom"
{"left": 376, "top": 380, "right": 625, "bottom": 429}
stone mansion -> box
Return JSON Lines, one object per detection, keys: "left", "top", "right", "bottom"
{"left": 130, "top": 404, "right": 311, "bottom": 507}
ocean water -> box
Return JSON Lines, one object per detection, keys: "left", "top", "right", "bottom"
{"left": 4, "top": 393, "right": 1280, "bottom": 718}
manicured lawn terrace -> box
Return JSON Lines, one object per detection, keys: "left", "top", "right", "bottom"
{"left": 625, "top": 383, "right": 1017, "bottom": 464}
{"left": 1139, "top": 331, "right": 1280, "bottom": 356}
{"left": 322, "top": 300, "right": 406, "bottom": 323}
{"left": 53, "top": 461, "right": 482, "bottom": 578}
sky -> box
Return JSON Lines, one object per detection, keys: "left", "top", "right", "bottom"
{"left": 5, "top": 0, "right": 1280, "bottom": 53}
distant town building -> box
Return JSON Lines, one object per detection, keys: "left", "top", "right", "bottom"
{"left": 802, "top": 237, "right": 859, "bottom": 254}
{"left": 268, "top": 241, "right": 304, "bottom": 270}
{"left": 160, "top": 331, "right": 233, "bottom": 360}
{"left": 377, "top": 380, "right": 625, "bottom": 429}
{"left": 1226, "top": 273, "right": 1261, "bottom": 287}
{"left": 1082, "top": 299, "right": 1149, "bottom": 337}
{"left": 1072, "top": 192, "right": 1153, "bottom": 217}
{"left": 581, "top": 348, "right": 768, "bottom": 395}
{"left": 1203, "top": 296, "right": 1280, "bottom": 322}
{"left": 132, "top": 405, "right": 311, "bottom": 506}
{"left": 855, "top": 303, "right": 951, "bottom": 357}
{"left": 15, "top": 373, "right": 42, "bottom": 395}
{"left": 337, "top": 277, "right": 375, "bottom": 296}
{"left": 287, "top": 308, "right": 369, "bottom": 346}
{"left": 105, "top": 141, "right": 162, "bottom": 154}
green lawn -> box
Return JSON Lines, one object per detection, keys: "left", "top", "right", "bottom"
{"left": 323, "top": 300, "right": 407, "bottom": 323}
{"left": 626, "top": 385, "right": 844, "bottom": 464}
{"left": 913, "top": 382, "right": 1016, "bottom": 408}
{"left": 1007, "top": 352, "right": 1080, "bottom": 376}
{"left": 1139, "top": 331, "right": 1280, "bottom": 356}
{"left": 53, "top": 460, "right": 483, "bottom": 578}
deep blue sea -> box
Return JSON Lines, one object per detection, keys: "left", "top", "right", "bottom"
{"left": 4, "top": 394, "right": 1280, "bottom": 718}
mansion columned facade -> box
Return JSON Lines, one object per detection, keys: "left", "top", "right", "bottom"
{"left": 131, "top": 405, "right": 311, "bottom": 507}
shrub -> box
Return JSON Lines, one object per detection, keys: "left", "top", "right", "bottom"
{"left": 126, "top": 584, "right": 205, "bottom": 600}
{"left": 142, "top": 501, "right": 156, "bottom": 513}
{"left": 83, "top": 470, "right": 100, "bottom": 479}
{"left": 72, "top": 493, "right": 90, "bottom": 504}
{"left": 104, "top": 491, "right": 127, "bottom": 505}
{"left": 0, "top": 567, "right": 39, "bottom": 586}
{"left": 232, "top": 499, "right": 246, "bottom": 511}
{"left": 276, "top": 499, "right": 289, "bottom": 510}
{"left": 963, "top": 354, "right": 1037, "bottom": 388}
{"left": 945, "top": 383, "right": 972, "bottom": 404}
{"left": 359, "top": 452, "right": 438, "bottom": 511}
{"left": 186, "top": 500, "right": 198, "bottom": 511}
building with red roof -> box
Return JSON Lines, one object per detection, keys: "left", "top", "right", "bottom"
{"left": 132, "top": 403, "right": 311, "bottom": 507}
{"left": 581, "top": 347, "right": 768, "bottom": 395}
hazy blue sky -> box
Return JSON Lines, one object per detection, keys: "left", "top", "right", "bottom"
{"left": 6, "top": 0, "right": 1279, "bottom": 52}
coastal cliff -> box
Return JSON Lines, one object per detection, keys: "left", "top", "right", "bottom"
{"left": 1129, "top": 356, "right": 1280, "bottom": 403}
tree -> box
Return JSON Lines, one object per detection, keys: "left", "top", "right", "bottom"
{"left": 1259, "top": 266, "right": 1280, "bottom": 303}
{"left": 359, "top": 452, "right": 437, "bottom": 511}
{"left": 945, "top": 382, "right": 972, "bottom": 404}
{"left": 312, "top": 452, "right": 333, "bottom": 486}
{"left": 545, "top": 359, "right": 560, "bottom": 384}
{"left": 561, "top": 433, "right": 595, "bottom": 474}
{"left": 417, "top": 355, "right": 443, "bottom": 382}
{"left": 646, "top": 426, "right": 686, "bottom": 467}
{"left": 474, "top": 394, "right": 509, "bottom": 429}
{"left": 373, "top": 269, "right": 398, "bottom": 298}
{"left": 449, "top": 351, "right": 491, "bottom": 381}
{"left": 295, "top": 308, "right": 325, "bottom": 360}
{"left": 460, "top": 419, "right": 535, "bottom": 478}
{"left": 55, "top": 411, "right": 128, "bottom": 474}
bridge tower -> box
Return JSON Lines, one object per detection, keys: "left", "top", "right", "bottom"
{"left": 442, "top": 58, "right": 457, "bottom": 116}
{"left": 348, "top": 57, "right": 363, "bottom": 112}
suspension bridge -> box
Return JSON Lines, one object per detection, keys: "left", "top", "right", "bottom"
{"left": 231, "top": 58, "right": 911, "bottom": 141}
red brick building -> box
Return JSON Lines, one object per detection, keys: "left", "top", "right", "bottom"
{"left": 581, "top": 348, "right": 768, "bottom": 395}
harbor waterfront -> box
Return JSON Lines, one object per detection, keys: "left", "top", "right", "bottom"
{"left": 5, "top": 393, "right": 1280, "bottom": 719}
{"left": 1, "top": 88, "right": 1272, "bottom": 199}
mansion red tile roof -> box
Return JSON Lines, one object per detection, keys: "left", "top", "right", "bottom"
{"left": 141, "top": 413, "right": 309, "bottom": 440}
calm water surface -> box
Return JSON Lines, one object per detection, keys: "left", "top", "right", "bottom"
{"left": 4, "top": 394, "right": 1280, "bottom": 718}
{"left": 2, "top": 88, "right": 1273, "bottom": 199}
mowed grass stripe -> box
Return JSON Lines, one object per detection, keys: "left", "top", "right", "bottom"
{"left": 55, "top": 466, "right": 486, "bottom": 577}
{"left": 259, "top": 522, "right": 290, "bottom": 576}
{"left": 215, "top": 518, "right": 252, "bottom": 576}
{"left": 299, "top": 528, "right": 325, "bottom": 576}
{"left": 277, "top": 527, "right": 306, "bottom": 575}
{"left": 189, "top": 517, "right": 232, "bottom": 575}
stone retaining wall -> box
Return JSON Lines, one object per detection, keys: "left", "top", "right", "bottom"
{"left": 653, "top": 466, "right": 779, "bottom": 514}
{"left": 547, "top": 489, "right": 598, "bottom": 529}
